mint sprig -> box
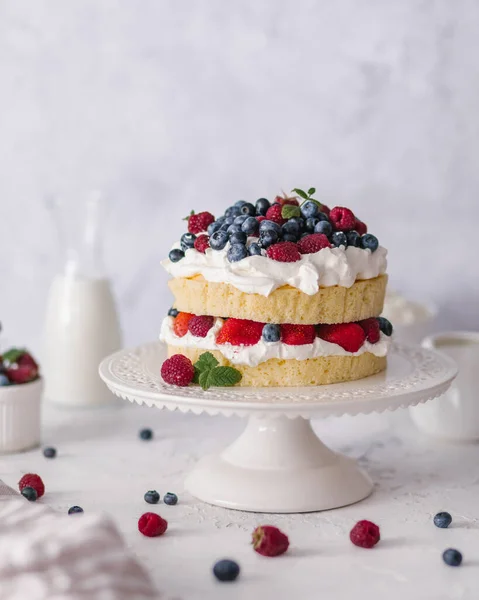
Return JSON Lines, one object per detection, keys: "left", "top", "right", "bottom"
{"left": 281, "top": 187, "right": 322, "bottom": 219}
{"left": 194, "top": 352, "right": 242, "bottom": 390}
{"left": 2, "top": 348, "right": 25, "bottom": 365}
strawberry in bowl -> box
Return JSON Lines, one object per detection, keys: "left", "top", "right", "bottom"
{"left": 1, "top": 348, "right": 39, "bottom": 385}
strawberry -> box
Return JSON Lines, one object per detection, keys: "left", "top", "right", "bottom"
{"left": 265, "top": 204, "right": 286, "bottom": 225}
{"left": 266, "top": 242, "right": 301, "bottom": 263}
{"left": 274, "top": 194, "right": 299, "bottom": 207}
{"left": 358, "top": 318, "right": 380, "bottom": 343}
{"left": 317, "top": 323, "right": 366, "bottom": 353}
{"left": 173, "top": 312, "right": 194, "bottom": 337}
{"left": 329, "top": 206, "right": 356, "bottom": 231}
{"left": 188, "top": 315, "right": 214, "bottom": 337}
{"left": 194, "top": 234, "right": 210, "bottom": 253}
{"left": 281, "top": 324, "right": 316, "bottom": 345}
{"left": 354, "top": 218, "right": 368, "bottom": 236}
{"left": 297, "top": 233, "right": 331, "bottom": 254}
{"left": 3, "top": 350, "right": 39, "bottom": 384}
{"left": 216, "top": 318, "right": 264, "bottom": 346}
{"left": 187, "top": 211, "right": 215, "bottom": 235}
{"left": 252, "top": 525, "right": 289, "bottom": 557}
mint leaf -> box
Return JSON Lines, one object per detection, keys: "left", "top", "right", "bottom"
{"left": 182, "top": 210, "right": 195, "bottom": 221}
{"left": 207, "top": 366, "right": 242, "bottom": 388}
{"left": 291, "top": 188, "right": 308, "bottom": 200}
{"left": 199, "top": 370, "right": 211, "bottom": 390}
{"left": 193, "top": 367, "right": 201, "bottom": 384}
{"left": 307, "top": 187, "right": 316, "bottom": 196}
{"left": 281, "top": 205, "right": 301, "bottom": 219}
{"left": 194, "top": 352, "right": 219, "bottom": 373}
{"left": 2, "top": 348, "right": 25, "bottom": 364}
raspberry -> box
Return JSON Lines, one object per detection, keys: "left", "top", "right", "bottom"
{"left": 297, "top": 233, "right": 331, "bottom": 254}
{"left": 317, "top": 323, "right": 366, "bottom": 352}
{"left": 350, "top": 520, "right": 380, "bottom": 548}
{"left": 354, "top": 218, "right": 367, "bottom": 236}
{"left": 274, "top": 195, "right": 299, "bottom": 206}
{"left": 329, "top": 206, "right": 356, "bottom": 231}
{"left": 265, "top": 204, "right": 286, "bottom": 225}
{"left": 194, "top": 234, "right": 210, "bottom": 254}
{"left": 266, "top": 242, "right": 301, "bottom": 263}
{"left": 216, "top": 318, "right": 264, "bottom": 346}
{"left": 138, "top": 512, "right": 168, "bottom": 537}
{"left": 252, "top": 525, "right": 289, "bottom": 557}
{"left": 4, "top": 351, "right": 39, "bottom": 384}
{"left": 173, "top": 312, "right": 194, "bottom": 337}
{"left": 187, "top": 211, "right": 215, "bottom": 234}
{"left": 161, "top": 354, "right": 194, "bottom": 386}
{"left": 281, "top": 324, "right": 316, "bottom": 345}
{"left": 358, "top": 318, "right": 380, "bottom": 343}
{"left": 18, "top": 474, "right": 45, "bottom": 498}
{"left": 188, "top": 315, "right": 214, "bottom": 337}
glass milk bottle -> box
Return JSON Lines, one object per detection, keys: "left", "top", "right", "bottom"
{"left": 43, "top": 191, "right": 122, "bottom": 407}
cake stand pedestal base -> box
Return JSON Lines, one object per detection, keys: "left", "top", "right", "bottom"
{"left": 185, "top": 416, "right": 373, "bottom": 513}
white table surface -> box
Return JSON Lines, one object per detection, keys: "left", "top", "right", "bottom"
{"left": 1, "top": 401, "right": 478, "bottom": 600}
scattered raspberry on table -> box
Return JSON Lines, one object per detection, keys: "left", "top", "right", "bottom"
{"left": 18, "top": 473, "right": 45, "bottom": 498}
{"left": 350, "top": 520, "right": 380, "bottom": 548}
{"left": 252, "top": 525, "right": 289, "bottom": 557}
{"left": 138, "top": 512, "right": 168, "bottom": 537}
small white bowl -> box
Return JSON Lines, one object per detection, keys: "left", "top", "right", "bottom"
{"left": 0, "top": 378, "right": 43, "bottom": 454}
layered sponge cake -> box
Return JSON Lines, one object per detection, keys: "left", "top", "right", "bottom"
{"left": 161, "top": 190, "right": 393, "bottom": 387}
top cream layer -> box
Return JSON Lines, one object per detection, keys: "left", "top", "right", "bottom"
{"left": 162, "top": 242, "right": 387, "bottom": 296}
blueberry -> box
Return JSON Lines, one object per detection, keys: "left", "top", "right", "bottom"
{"left": 259, "top": 220, "right": 281, "bottom": 234}
{"left": 346, "top": 231, "right": 361, "bottom": 247}
{"left": 164, "top": 492, "right": 178, "bottom": 505}
{"left": 442, "top": 548, "right": 462, "bottom": 567}
{"left": 301, "top": 200, "right": 319, "bottom": 219}
{"left": 241, "top": 216, "right": 259, "bottom": 236}
{"left": 68, "top": 505, "right": 84, "bottom": 515}
{"left": 43, "top": 446, "right": 57, "bottom": 459}
{"left": 240, "top": 202, "right": 256, "bottom": 216}
{"left": 215, "top": 216, "right": 226, "bottom": 224}
{"left": 434, "top": 512, "right": 452, "bottom": 528}
{"left": 225, "top": 206, "right": 241, "bottom": 218}
{"left": 314, "top": 221, "right": 332, "bottom": 236}
{"left": 234, "top": 200, "right": 247, "bottom": 208}
{"left": 180, "top": 233, "right": 196, "bottom": 251}
{"left": 234, "top": 215, "right": 248, "bottom": 225}
{"left": 227, "top": 223, "right": 242, "bottom": 235}
{"left": 207, "top": 221, "right": 222, "bottom": 236}
{"left": 248, "top": 242, "right": 262, "bottom": 256}
{"left": 331, "top": 231, "right": 348, "bottom": 248}
{"left": 229, "top": 231, "right": 247, "bottom": 245}
{"left": 213, "top": 559, "right": 240, "bottom": 582}
{"left": 168, "top": 307, "right": 179, "bottom": 318}
{"left": 262, "top": 324, "right": 281, "bottom": 342}
{"left": 317, "top": 211, "right": 329, "bottom": 222}
{"left": 0, "top": 374, "right": 9, "bottom": 386}
{"left": 139, "top": 428, "right": 153, "bottom": 440}
{"left": 306, "top": 217, "right": 319, "bottom": 232}
{"left": 210, "top": 230, "right": 229, "bottom": 251}
{"left": 259, "top": 229, "right": 279, "bottom": 248}
{"left": 377, "top": 317, "right": 393, "bottom": 336}
{"left": 361, "top": 233, "right": 379, "bottom": 252}
{"left": 282, "top": 219, "right": 301, "bottom": 236}
{"left": 255, "top": 198, "right": 270, "bottom": 216}
{"left": 227, "top": 243, "right": 248, "bottom": 262}
{"left": 282, "top": 234, "right": 297, "bottom": 242}
{"left": 144, "top": 490, "right": 160, "bottom": 504}
{"left": 169, "top": 248, "right": 185, "bottom": 262}
{"left": 224, "top": 217, "right": 235, "bottom": 226}
{"left": 21, "top": 486, "right": 37, "bottom": 502}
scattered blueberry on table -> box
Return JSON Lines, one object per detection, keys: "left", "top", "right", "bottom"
{"left": 21, "top": 486, "right": 38, "bottom": 502}
{"left": 442, "top": 548, "right": 462, "bottom": 567}
{"left": 144, "top": 490, "right": 160, "bottom": 504}
{"left": 139, "top": 428, "right": 153, "bottom": 441}
{"left": 68, "top": 506, "right": 84, "bottom": 515}
{"left": 213, "top": 559, "right": 240, "bottom": 582}
{"left": 164, "top": 492, "right": 178, "bottom": 506}
{"left": 434, "top": 512, "right": 452, "bottom": 529}
{"left": 43, "top": 446, "right": 57, "bottom": 459}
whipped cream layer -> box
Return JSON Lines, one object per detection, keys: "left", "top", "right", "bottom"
{"left": 162, "top": 242, "right": 387, "bottom": 296}
{"left": 160, "top": 317, "right": 391, "bottom": 367}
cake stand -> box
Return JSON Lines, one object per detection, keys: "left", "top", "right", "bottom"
{"left": 99, "top": 343, "right": 456, "bottom": 513}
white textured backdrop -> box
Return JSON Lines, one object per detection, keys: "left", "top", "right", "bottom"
{"left": 0, "top": 0, "right": 478, "bottom": 354}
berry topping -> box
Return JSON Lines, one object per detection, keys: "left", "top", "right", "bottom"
{"left": 229, "top": 231, "right": 247, "bottom": 245}
{"left": 256, "top": 215, "right": 267, "bottom": 223}
{"left": 282, "top": 217, "right": 304, "bottom": 237}
{"left": 161, "top": 354, "right": 195, "bottom": 387}
{"left": 252, "top": 525, "right": 289, "bottom": 557}
{"left": 227, "top": 243, "right": 248, "bottom": 263}
{"left": 331, "top": 231, "right": 348, "bottom": 248}
{"left": 227, "top": 223, "right": 242, "bottom": 235}
{"left": 300, "top": 200, "right": 319, "bottom": 219}
{"left": 314, "top": 220, "right": 332, "bottom": 236}
{"left": 21, "top": 486, "right": 38, "bottom": 502}
{"left": 239, "top": 202, "right": 256, "bottom": 216}
{"left": 443, "top": 548, "right": 462, "bottom": 567}
{"left": 138, "top": 512, "right": 168, "bottom": 537}
{"left": 255, "top": 198, "right": 270, "bottom": 216}
{"left": 144, "top": 490, "right": 160, "bottom": 504}
{"left": 194, "top": 234, "right": 210, "bottom": 254}
{"left": 187, "top": 211, "right": 215, "bottom": 235}
{"left": 19, "top": 474, "right": 45, "bottom": 498}
{"left": 377, "top": 317, "right": 393, "bottom": 336}
{"left": 169, "top": 248, "right": 184, "bottom": 262}
{"left": 68, "top": 506, "right": 84, "bottom": 514}
{"left": 275, "top": 194, "right": 299, "bottom": 206}
{"left": 213, "top": 559, "right": 240, "bottom": 582}
{"left": 3, "top": 350, "right": 39, "bottom": 384}
{"left": 164, "top": 492, "right": 178, "bottom": 505}
{"left": 360, "top": 233, "right": 379, "bottom": 252}
{"left": 266, "top": 242, "right": 301, "bottom": 262}
{"left": 319, "top": 203, "right": 330, "bottom": 216}
{"left": 354, "top": 218, "right": 368, "bottom": 235}
{"left": 281, "top": 324, "right": 316, "bottom": 345}
{"left": 216, "top": 319, "right": 264, "bottom": 346}
{"left": 282, "top": 233, "right": 297, "bottom": 243}
{"left": 167, "top": 307, "right": 179, "bottom": 318}
{"left": 350, "top": 520, "right": 380, "bottom": 548}
{"left": 207, "top": 220, "right": 222, "bottom": 236}
{"left": 43, "top": 446, "right": 57, "bottom": 459}
{"left": 241, "top": 216, "right": 259, "bottom": 235}
{"left": 329, "top": 206, "right": 356, "bottom": 231}
{"left": 434, "top": 512, "right": 452, "bottom": 528}
{"left": 317, "top": 323, "right": 366, "bottom": 353}
{"left": 188, "top": 315, "right": 214, "bottom": 338}
{"left": 248, "top": 242, "right": 262, "bottom": 256}
{"left": 265, "top": 204, "right": 286, "bottom": 225}
{"left": 139, "top": 428, "right": 153, "bottom": 440}
{"left": 180, "top": 232, "right": 196, "bottom": 251}
{"left": 262, "top": 324, "right": 281, "bottom": 342}
{"left": 173, "top": 312, "right": 194, "bottom": 337}
{"left": 258, "top": 229, "right": 279, "bottom": 248}
{"left": 297, "top": 233, "right": 331, "bottom": 254}
{"left": 358, "top": 318, "right": 380, "bottom": 343}
{"left": 259, "top": 220, "right": 281, "bottom": 234}
{"left": 346, "top": 230, "right": 361, "bottom": 247}
{"left": 234, "top": 215, "right": 248, "bottom": 225}
{"left": 210, "top": 230, "right": 229, "bottom": 251}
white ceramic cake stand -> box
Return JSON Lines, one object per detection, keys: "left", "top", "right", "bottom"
{"left": 99, "top": 343, "right": 456, "bottom": 514}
